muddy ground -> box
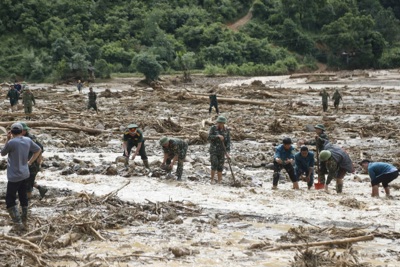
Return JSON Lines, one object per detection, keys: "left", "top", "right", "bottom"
{"left": 0, "top": 70, "right": 400, "bottom": 266}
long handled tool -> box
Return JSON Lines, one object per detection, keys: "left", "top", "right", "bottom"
{"left": 314, "top": 148, "right": 324, "bottom": 190}
{"left": 221, "top": 140, "right": 236, "bottom": 184}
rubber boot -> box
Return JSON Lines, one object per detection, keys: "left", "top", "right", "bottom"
{"left": 336, "top": 183, "right": 343, "bottom": 193}
{"left": 272, "top": 172, "right": 279, "bottom": 189}
{"left": 143, "top": 160, "right": 150, "bottom": 169}
{"left": 7, "top": 206, "right": 25, "bottom": 231}
{"left": 38, "top": 185, "right": 48, "bottom": 198}
{"left": 21, "top": 206, "right": 28, "bottom": 228}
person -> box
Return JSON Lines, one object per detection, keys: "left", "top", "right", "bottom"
{"left": 209, "top": 89, "right": 219, "bottom": 115}
{"left": 360, "top": 160, "right": 398, "bottom": 198}
{"left": 20, "top": 122, "right": 48, "bottom": 199}
{"left": 319, "top": 142, "right": 354, "bottom": 193}
{"left": 7, "top": 85, "right": 19, "bottom": 112}
{"left": 14, "top": 82, "right": 22, "bottom": 93}
{"left": 1, "top": 123, "right": 41, "bottom": 231}
{"left": 87, "top": 87, "right": 98, "bottom": 113}
{"left": 208, "top": 116, "right": 231, "bottom": 184}
{"left": 22, "top": 87, "right": 35, "bottom": 120}
{"left": 319, "top": 89, "right": 330, "bottom": 112}
{"left": 301, "top": 124, "right": 329, "bottom": 185}
{"left": 294, "top": 146, "right": 314, "bottom": 190}
{"left": 77, "top": 80, "right": 83, "bottom": 93}
{"left": 159, "top": 137, "right": 188, "bottom": 181}
{"left": 122, "top": 124, "right": 150, "bottom": 169}
{"left": 332, "top": 89, "right": 342, "bottom": 111}
{"left": 272, "top": 137, "right": 297, "bottom": 190}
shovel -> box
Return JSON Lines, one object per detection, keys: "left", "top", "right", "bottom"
{"left": 221, "top": 140, "right": 237, "bottom": 185}
{"left": 314, "top": 149, "right": 325, "bottom": 190}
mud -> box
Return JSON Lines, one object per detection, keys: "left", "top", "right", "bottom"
{"left": 0, "top": 70, "right": 400, "bottom": 266}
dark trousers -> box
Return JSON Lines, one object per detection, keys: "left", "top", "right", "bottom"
{"left": 26, "top": 170, "right": 38, "bottom": 193}
{"left": 209, "top": 102, "right": 219, "bottom": 114}
{"left": 273, "top": 161, "right": 295, "bottom": 186}
{"left": 124, "top": 141, "right": 148, "bottom": 160}
{"left": 372, "top": 170, "right": 399, "bottom": 187}
{"left": 6, "top": 179, "right": 29, "bottom": 209}
{"left": 295, "top": 167, "right": 314, "bottom": 188}
{"left": 322, "top": 102, "right": 328, "bottom": 112}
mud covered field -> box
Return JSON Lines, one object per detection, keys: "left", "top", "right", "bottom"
{"left": 1, "top": 70, "right": 400, "bottom": 266}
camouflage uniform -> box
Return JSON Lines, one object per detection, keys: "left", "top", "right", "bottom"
{"left": 319, "top": 90, "right": 330, "bottom": 112}
{"left": 22, "top": 91, "right": 35, "bottom": 117}
{"left": 306, "top": 133, "right": 329, "bottom": 184}
{"left": 162, "top": 138, "right": 188, "bottom": 179}
{"left": 87, "top": 91, "right": 98, "bottom": 111}
{"left": 208, "top": 125, "right": 230, "bottom": 172}
{"left": 209, "top": 94, "right": 219, "bottom": 114}
{"left": 332, "top": 90, "right": 342, "bottom": 109}
{"left": 24, "top": 132, "right": 45, "bottom": 195}
{"left": 7, "top": 87, "right": 19, "bottom": 110}
{"left": 122, "top": 128, "right": 147, "bottom": 160}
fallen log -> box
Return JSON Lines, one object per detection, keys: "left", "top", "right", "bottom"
{"left": 266, "top": 234, "right": 374, "bottom": 251}
{"left": 0, "top": 233, "right": 42, "bottom": 253}
{"left": 192, "top": 95, "right": 273, "bottom": 107}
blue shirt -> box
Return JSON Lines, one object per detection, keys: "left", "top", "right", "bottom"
{"left": 274, "top": 144, "right": 295, "bottom": 162}
{"left": 368, "top": 162, "right": 397, "bottom": 182}
{"left": 294, "top": 151, "right": 315, "bottom": 170}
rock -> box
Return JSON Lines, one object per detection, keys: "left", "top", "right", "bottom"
{"left": 169, "top": 247, "right": 199, "bottom": 257}
{"left": 105, "top": 166, "right": 118, "bottom": 175}
{"left": 115, "top": 156, "right": 128, "bottom": 164}
{"left": 61, "top": 167, "right": 74, "bottom": 175}
{"left": 77, "top": 169, "right": 90, "bottom": 175}
{"left": 305, "top": 124, "right": 315, "bottom": 132}
{"left": 147, "top": 214, "right": 159, "bottom": 221}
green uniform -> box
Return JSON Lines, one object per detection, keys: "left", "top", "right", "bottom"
{"left": 122, "top": 128, "right": 147, "bottom": 160}
{"left": 319, "top": 90, "right": 329, "bottom": 112}
{"left": 332, "top": 90, "right": 342, "bottom": 109}
{"left": 7, "top": 88, "right": 19, "bottom": 106}
{"left": 25, "top": 132, "right": 43, "bottom": 193}
{"left": 87, "top": 91, "right": 98, "bottom": 111}
{"left": 162, "top": 138, "right": 188, "bottom": 179}
{"left": 208, "top": 125, "right": 230, "bottom": 171}
{"left": 22, "top": 91, "right": 35, "bottom": 114}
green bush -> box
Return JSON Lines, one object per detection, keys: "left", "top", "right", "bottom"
{"left": 203, "top": 64, "right": 224, "bottom": 77}
{"left": 94, "top": 59, "right": 111, "bottom": 79}
{"left": 133, "top": 52, "right": 163, "bottom": 82}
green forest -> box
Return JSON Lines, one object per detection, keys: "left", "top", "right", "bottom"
{"left": 1, "top": 0, "right": 400, "bottom": 82}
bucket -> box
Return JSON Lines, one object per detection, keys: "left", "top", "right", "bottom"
{"left": 314, "top": 183, "right": 325, "bottom": 190}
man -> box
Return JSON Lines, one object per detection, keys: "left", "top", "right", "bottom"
{"left": 360, "top": 160, "right": 398, "bottom": 198}
{"left": 209, "top": 89, "right": 219, "bottom": 115}
{"left": 20, "top": 122, "right": 48, "bottom": 199}
{"left": 319, "top": 89, "right": 330, "bottom": 112}
{"left": 77, "top": 80, "right": 83, "bottom": 93}
{"left": 294, "top": 146, "right": 314, "bottom": 190}
{"left": 87, "top": 87, "right": 98, "bottom": 113}
{"left": 272, "top": 137, "right": 297, "bottom": 190}
{"left": 122, "top": 124, "right": 149, "bottom": 169}
{"left": 319, "top": 142, "right": 354, "bottom": 193}
{"left": 1, "top": 123, "right": 41, "bottom": 231}
{"left": 159, "top": 137, "right": 188, "bottom": 181}
{"left": 7, "top": 85, "right": 19, "bottom": 112}
{"left": 208, "top": 116, "right": 230, "bottom": 184}
{"left": 332, "top": 89, "right": 342, "bottom": 111}
{"left": 22, "top": 87, "right": 35, "bottom": 120}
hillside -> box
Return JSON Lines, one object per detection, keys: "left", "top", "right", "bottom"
{"left": 0, "top": 0, "right": 400, "bottom": 82}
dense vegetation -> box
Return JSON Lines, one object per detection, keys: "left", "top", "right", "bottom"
{"left": 0, "top": 0, "right": 399, "bottom": 82}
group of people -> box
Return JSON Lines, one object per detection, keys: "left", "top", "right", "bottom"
{"left": 320, "top": 88, "right": 343, "bottom": 112}
{"left": 6, "top": 83, "right": 35, "bottom": 119}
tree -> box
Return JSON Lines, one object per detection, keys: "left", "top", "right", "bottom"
{"left": 94, "top": 59, "right": 111, "bottom": 79}
{"left": 133, "top": 52, "right": 163, "bottom": 83}
{"left": 175, "top": 51, "right": 195, "bottom": 82}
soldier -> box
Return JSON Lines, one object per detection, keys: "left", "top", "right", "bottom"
{"left": 20, "top": 122, "right": 48, "bottom": 199}
{"left": 272, "top": 137, "right": 297, "bottom": 190}
{"left": 319, "top": 89, "right": 330, "bottom": 112}
{"left": 294, "top": 146, "right": 314, "bottom": 190}
{"left": 319, "top": 143, "right": 354, "bottom": 193}
{"left": 7, "top": 85, "right": 19, "bottom": 112}
{"left": 159, "top": 137, "right": 188, "bottom": 181}
{"left": 208, "top": 116, "right": 230, "bottom": 184}
{"left": 360, "top": 160, "right": 398, "bottom": 198}
{"left": 1, "top": 123, "right": 41, "bottom": 231}
{"left": 209, "top": 89, "right": 219, "bottom": 115}
{"left": 122, "top": 124, "right": 149, "bottom": 169}
{"left": 22, "top": 87, "right": 35, "bottom": 120}
{"left": 87, "top": 87, "right": 98, "bottom": 113}
{"left": 332, "top": 89, "right": 342, "bottom": 110}
{"left": 77, "top": 80, "right": 83, "bottom": 93}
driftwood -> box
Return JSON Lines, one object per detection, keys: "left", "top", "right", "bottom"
{"left": 0, "top": 121, "right": 107, "bottom": 135}
{"left": 101, "top": 181, "right": 131, "bottom": 203}
{"left": 0, "top": 233, "right": 42, "bottom": 253}
{"left": 266, "top": 235, "right": 374, "bottom": 251}
{"left": 192, "top": 95, "right": 273, "bottom": 106}
{"left": 290, "top": 73, "right": 336, "bottom": 79}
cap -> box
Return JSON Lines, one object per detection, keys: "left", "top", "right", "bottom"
{"left": 19, "top": 122, "right": 29, "bottom": 131}
{"left": 319, "top": 150, "right": 332, "bottom": 161}
{"left": 216, "top": 116, "right": 226, "bottom": 123}
{"left": 282, "top": 137, "right": 292, "bottom": 144}
{"left": 314, "top": 124, "right": 325, "bottom": 131}
{"left": 127, "top": 124, "right": 138, "bottom": 129}
{"left": 159, "top": 136, "right": 169, "bottom": 146}
{"left": 11, "top": 123, "right": 23, "bottom": 131}
{"left": 359, "top": 159, "right": 371, "bottom": 165}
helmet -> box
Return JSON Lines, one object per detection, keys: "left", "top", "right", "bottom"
{"left": 315, "top": 124, "right": 325, "bottom": 131}
{"left": 127, "top": 124, "right": 138, "bottom": 129}
{"left": 282, "top": 137, "right": 292, "bottom": 144}
{"left": 19, "top": 122, "right": 29, "bottom": 131}
{"left": 159, "top": 136, "right": 169, "bottom": 146}
{"left": 216, "top": 116, "right": 226, "bottom": 123}
{"left": 319, "top": 150, "right": 332, "bottom": 161}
